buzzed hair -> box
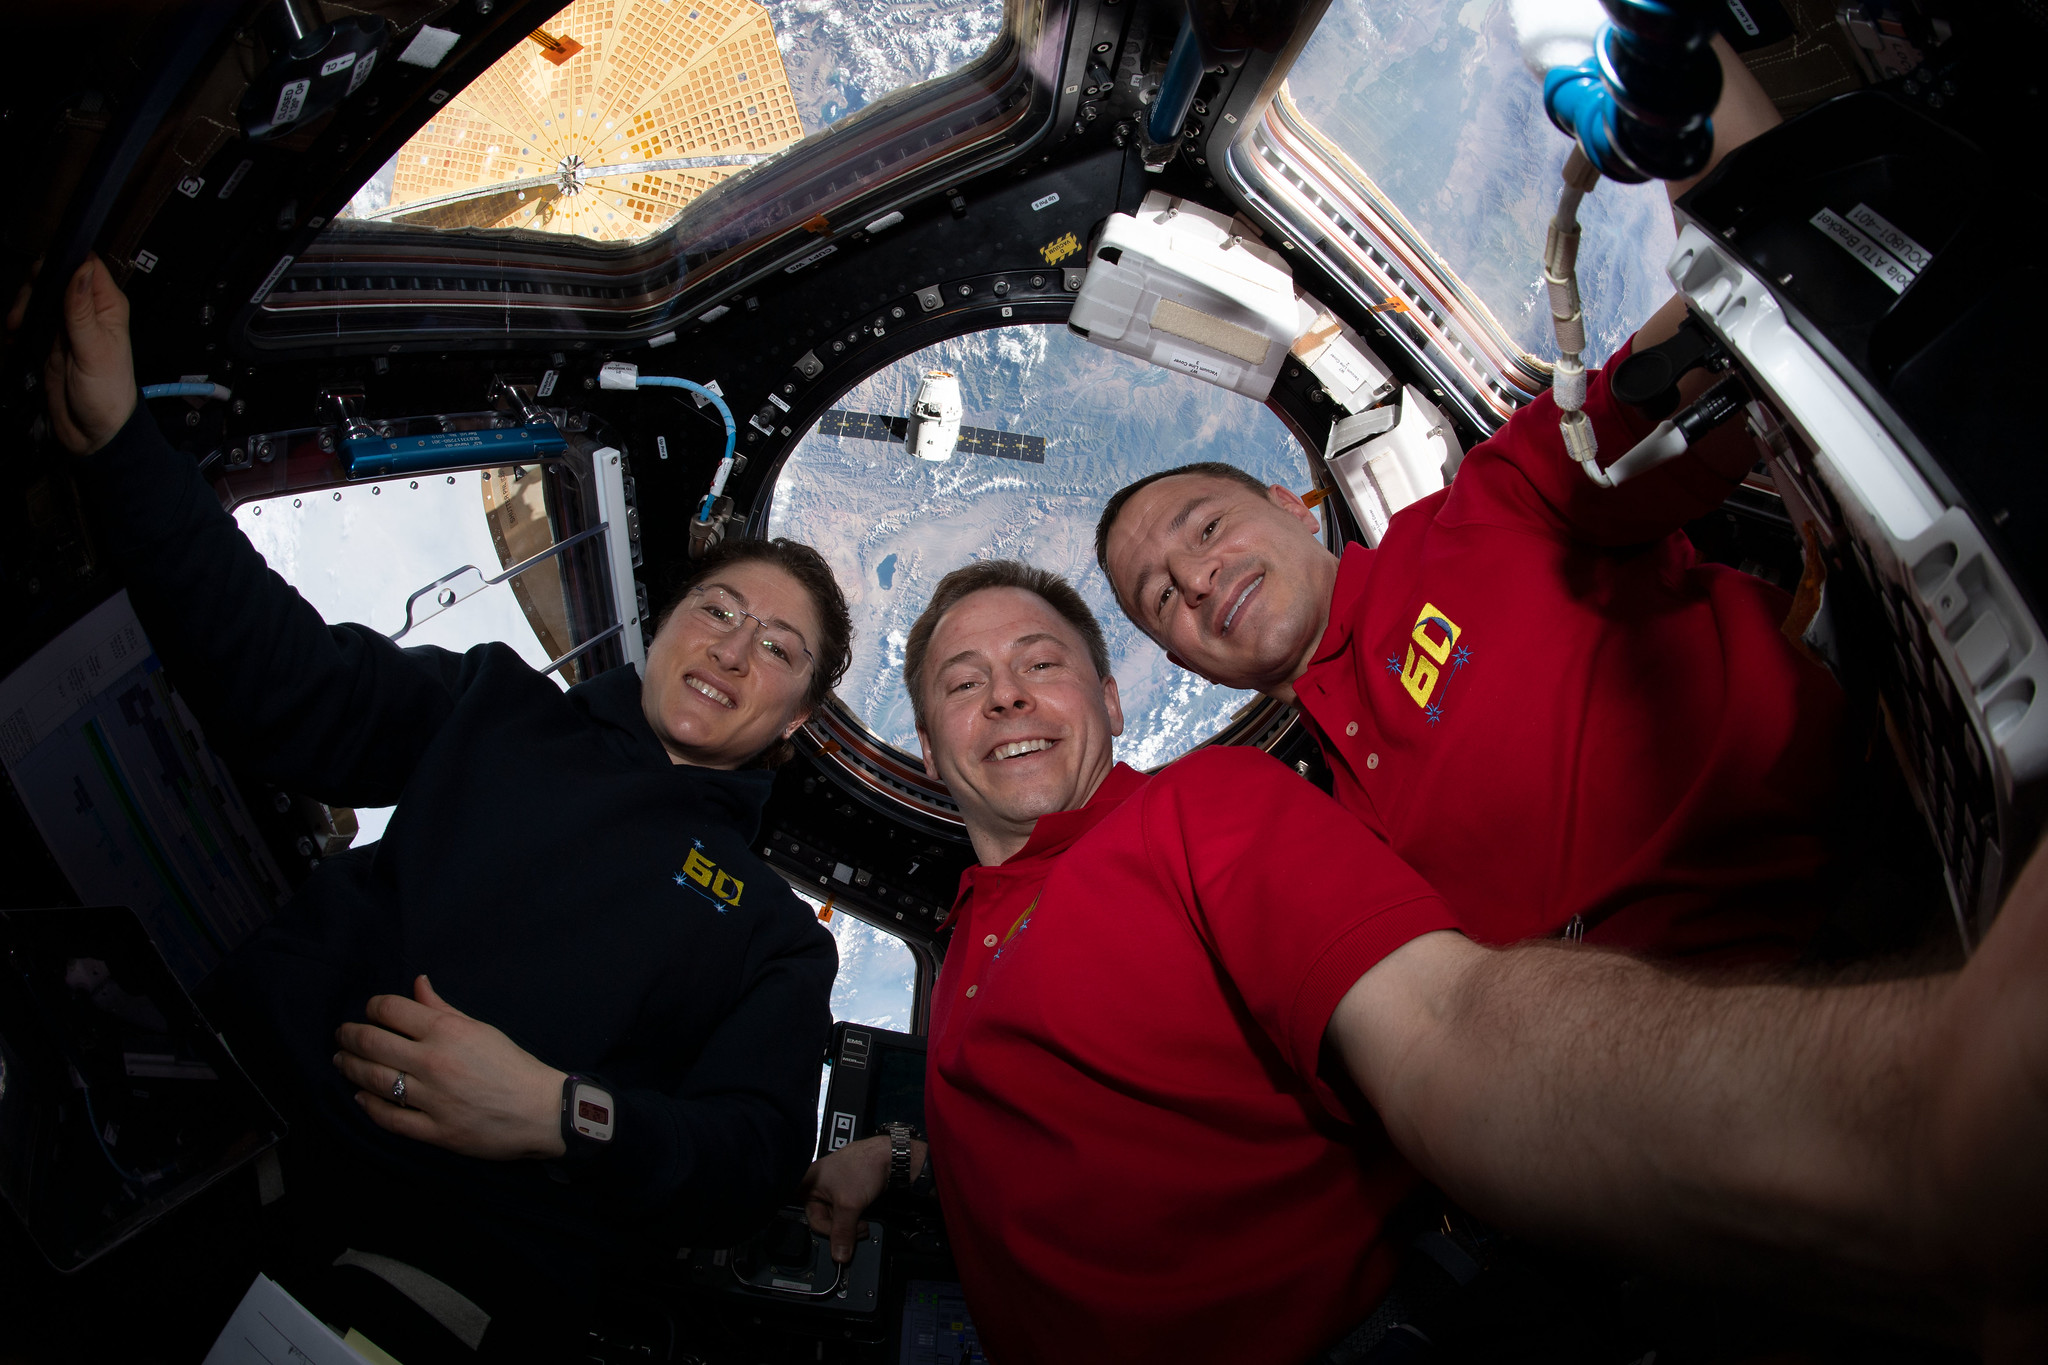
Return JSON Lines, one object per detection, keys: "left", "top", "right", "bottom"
{"left": 902, "top": 560, "right": 1112, "bottom": 733}
{"left": 1094, "top": 462, "right": 1272, "bottom": 592}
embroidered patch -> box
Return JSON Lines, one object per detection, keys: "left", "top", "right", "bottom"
{"left": 1392, "top": 602, "right": 1469, "bottom": 724}
{"left": 673, "top": 838, "right": 745, "bottom": 911}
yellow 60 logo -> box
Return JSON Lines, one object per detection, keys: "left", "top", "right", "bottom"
{"left": 1399, "top": 603, "right": 1460, "bottom": 709}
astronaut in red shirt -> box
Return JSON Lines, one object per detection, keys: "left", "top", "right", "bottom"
{"left": 798, "top": 560, "right": 2048, "bottom": 1363}
{"left": 1095, "top": 304, "right": 1842, "bottom": 962}
{"left": 1094, "top": 43, "right": 1840, "bottom": 963}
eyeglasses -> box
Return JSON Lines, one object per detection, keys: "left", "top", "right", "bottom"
{"left": 687, "top": 584, "right": 814, "bottom": 675}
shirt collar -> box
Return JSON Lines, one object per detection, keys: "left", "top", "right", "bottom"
{"left": 569, "top": 663, "right": 777, "bottom": 838}
{"left": 938, "top": 762, "right": 1150, "bottom": 934}
{"left": 1306, "top": 543, "right": 1375, "bottom": 669}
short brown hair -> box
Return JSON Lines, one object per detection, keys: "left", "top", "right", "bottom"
{"left": 901, "top": 560, "right": 1111, "bottom": 733}
{"left": 661, "top": 537, "right": 854, "bottom": 765}
{"left": 1093, "top": 462, "right": 1272, "bottom": 599}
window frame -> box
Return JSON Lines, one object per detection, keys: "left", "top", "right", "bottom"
{"left": 242, "top": 0, "right": 1073, "bottom": 356}
{"left": 786, "top": 877, "right": 937, "bottom": 1037}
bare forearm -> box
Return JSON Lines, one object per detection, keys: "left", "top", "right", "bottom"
{"left": 1382, "top": 943, "right": 1945, "bottom": 1288}
{"left": 1333, "top": 930, "right": 1969, "bottom": 1311}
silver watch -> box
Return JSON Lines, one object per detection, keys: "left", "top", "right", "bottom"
{"left": 881, "top": 1121, "right": 915, "bottom": 1189}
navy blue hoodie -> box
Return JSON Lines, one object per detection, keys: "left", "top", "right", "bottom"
{"left": 84, "top": 405, "right": 836, "bottom": 1277}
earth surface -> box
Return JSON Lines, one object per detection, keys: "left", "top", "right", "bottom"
{"left": 1287, "top": 0, "right": 1679, "bottom": 365}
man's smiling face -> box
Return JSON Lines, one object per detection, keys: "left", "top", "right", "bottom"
{"left": 914, "top": 586, "right": 1123, "bottom": 866}
{"left": 1103, "top": 473, "right": 1337, "bottom": 699}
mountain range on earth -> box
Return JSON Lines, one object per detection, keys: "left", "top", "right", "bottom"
{"left": 1287, "top": 0, "right": 1679, "bottom": 365}
{"left": 763, "top": 0, "right": 1004, "bottom": 130}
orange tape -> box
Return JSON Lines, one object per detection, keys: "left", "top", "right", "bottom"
{"left": 529, "top": 29, "right": 583, "bottom": 65}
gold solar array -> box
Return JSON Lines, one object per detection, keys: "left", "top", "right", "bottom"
{"left": 386, "top": 0, "right": 806, "bottom": 242}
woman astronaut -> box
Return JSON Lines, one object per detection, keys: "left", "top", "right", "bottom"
{"left": 44, "top": 255, "right": 852, "bottom": 1359}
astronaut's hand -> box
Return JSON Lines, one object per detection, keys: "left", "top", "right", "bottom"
{"left": 44, "top": 257, "right": 137, "bottom": 456}
{"left": 333, "top": 975, "right": 568, "bottom": 1161}
{"left": 800, "top": 1135, "right": 925, "bottom": 1263}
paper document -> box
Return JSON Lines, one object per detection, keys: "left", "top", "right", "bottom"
{"left": 203, "top": 1273, "right": 366, "bottom": 1365}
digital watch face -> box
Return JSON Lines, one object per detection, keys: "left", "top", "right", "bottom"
{"left": 571, "top": 1085, "right": 614, "bottom": 1142}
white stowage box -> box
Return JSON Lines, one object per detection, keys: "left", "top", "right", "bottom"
{"left": 1068, "top": 192, "right": 1315, "bottom": 401}
{"left": 1324, "top": 386, "right": 1462, "bottom": 546}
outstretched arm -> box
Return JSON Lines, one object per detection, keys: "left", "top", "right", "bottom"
{"left": 1330, "top": 837, "right": 2048, "bottom": 1329}
{"left": 48, "top": 257, "right": 472, "bottom": 805}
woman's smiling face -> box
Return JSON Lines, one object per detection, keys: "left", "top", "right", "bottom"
{"left": 640, "top": 559, "right": 823, "bottom": 770}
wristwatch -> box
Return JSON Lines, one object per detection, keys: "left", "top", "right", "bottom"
{"left": 561, "top": 1074, "right": 616, "bottom": 1147}
{"left": 880, "top": 1121, "right": 919, "bottom": 1190}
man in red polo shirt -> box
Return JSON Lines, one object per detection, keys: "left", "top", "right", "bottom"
{"left": 799, "top": 561, "right": 2048, "bottom": 1363}
{"left": 1094, "top": 45, "right": 1841, "bottom": 963}
{"left": 1093, "top": 300, "right": 1843, "bottom": 962}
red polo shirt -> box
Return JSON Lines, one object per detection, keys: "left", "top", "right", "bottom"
{"left": 926, "top": 749, "right": 1457, "bottom": 1365}
{"left": 1294, "top": 342, "right": 1843, "bottom": 960}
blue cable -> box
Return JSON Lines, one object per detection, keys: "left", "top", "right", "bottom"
{"left": 636, "top": 376, "right": 738, "bottom": 523}
{"left": 141, "top": 382, "right": 231, "bottom": 401}
{"left": 635, "top": 376, "right": 735, "bottom": 464}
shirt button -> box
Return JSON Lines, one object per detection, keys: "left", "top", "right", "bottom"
{"left": 983, "top": 934, "right": 998, "bottom": 947}
{"left": 1367, "top": 752, "right": 1380, "bottom": 770}
{"left": 965, "top": 985, "right": 978, "bottom": 998}
{"left": 1345, "top": 721, "right": 1359, "bottom": 736}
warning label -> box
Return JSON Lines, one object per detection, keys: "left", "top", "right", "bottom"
{"left": 1040, "top": 231, "right": 1080, "bottom": 265}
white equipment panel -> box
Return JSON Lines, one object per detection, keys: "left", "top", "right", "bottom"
{"left": 1069, "top": 192, "right": 1315, "bottom": 401}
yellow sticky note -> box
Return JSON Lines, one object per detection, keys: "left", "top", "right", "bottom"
{"left": 342, "top": 1328, "right": 406, "bottom": 1365}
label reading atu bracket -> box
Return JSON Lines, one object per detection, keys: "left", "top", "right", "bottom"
{"left": 1809, "top": 206, "right": 1916, "bottom": 295}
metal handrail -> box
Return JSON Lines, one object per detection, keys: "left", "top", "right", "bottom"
{"left": 387, "top": 521, "right": 609, "bottom": 643}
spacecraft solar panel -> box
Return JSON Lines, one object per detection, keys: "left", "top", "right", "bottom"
{"left": 954, "top": 426, "right": 1046, "bottom": 464}
{"left": 818, "top": 410, "right": 1045, "bottom": 463}
{"left": 818, "top": 410, "right": 908, "bottom": 443}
